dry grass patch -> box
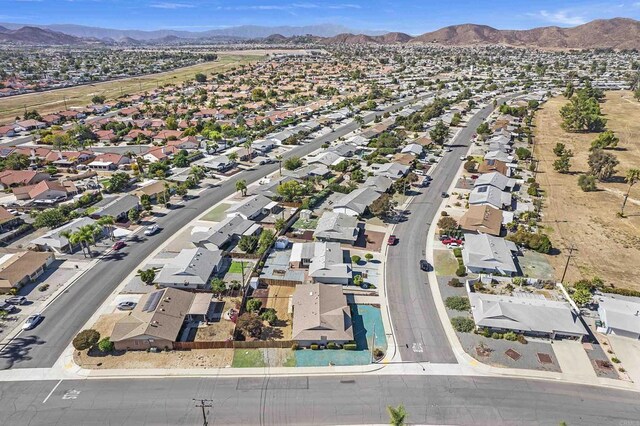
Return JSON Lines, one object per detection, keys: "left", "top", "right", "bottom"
{"left": 264, "top": 285, "right": 293, "bottom": 340}
{"left": 533, "top": 92, "right": 640, "bottom": 290}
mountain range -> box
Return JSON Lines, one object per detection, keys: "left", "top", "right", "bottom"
{"left": 1, "top": 18, "right": 640, "bottom": 50}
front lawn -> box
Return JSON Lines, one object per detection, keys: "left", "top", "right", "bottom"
{"left": 228, "top": 261, "right": 252, "bottom": 274}
{"left": 232, "top": 349, "right": 266, "bottom": 368}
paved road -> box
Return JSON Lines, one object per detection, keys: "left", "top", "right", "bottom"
{"left": 0, "top": 95, "right": 425, "bottom": 370}
{"left": 1, "top": 375, "right": 638, "bottom": 425}
{"left": 386, "top": 102, "right": 499, "bottom": 363}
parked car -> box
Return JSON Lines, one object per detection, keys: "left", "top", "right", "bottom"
{"left": 441, "top": 192, "right": 449, "bottom": 198}
{"left": 442, "top": 238, "right": 463, "bottom": 245}
{"left": 470, "top": 174, "right": 479, "bottom": 180}
{"left": 447, "top": 242, "right": 461, "bottom": 248}
{"left": 5, "top": 296, "right": 27, "bottom": 305}
{"left": 0, "top": 302, "right": 17, "bottom": 313}
{"left": 117, "top": 301, "right": 136, "bottom": 311}
{"left": 387, "top": 235, "right": 398, "bottom": 245}
{"left": 112, "top": 241, "right": 126, "bottom": 250}
{"left": 144, "top": 224, "right": 159, "bottom": 236}
{"left": 419, "top": 260, "right": 431, "bottom": 271}
{"left": 460, "top": 156, "right": 467, "bottom": 161}
{"left": 22, "top": 313, "right": 42, "bottom": 330}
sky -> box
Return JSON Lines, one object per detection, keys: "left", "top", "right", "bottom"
{"left": 2, "top": 0, "right": 640, "bottom": 34}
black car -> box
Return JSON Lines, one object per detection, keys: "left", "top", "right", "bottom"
{"left": 419, "top": 260, "right": 430, "bottom": 271}
{"left": 441, "top": 192, "right": 449, "bottom": 198}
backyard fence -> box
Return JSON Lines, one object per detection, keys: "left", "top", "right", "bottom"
{"left": 173, "top": 340, "right": 294, "bottom": 350}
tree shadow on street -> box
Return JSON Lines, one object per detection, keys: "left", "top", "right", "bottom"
{"left": 0, "top": 335, "right": 47, "bottom": 370}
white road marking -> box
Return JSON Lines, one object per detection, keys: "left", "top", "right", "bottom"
{"left": 62, "top": 389, "right": 81, "bottom": 400}
{"left": 412, "top": 343, "right": 424, "bottom": 353}
{"left": 42, "top": 379, "right": 62, "bottom": 404}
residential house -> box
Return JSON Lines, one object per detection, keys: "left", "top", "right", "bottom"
{"left": 90, "top": 194, "right": 140, "bottom": 221}
{"left": 469, "top": 185, "right": 513, "bottom": 210}
{"left": 313, "top": 211, "right": 359, "bottom": 245}
{"left": 401, "top": 143, "right": 424, "bottom": 156}
{"left": 462, "top": 233, "right": 519, "bottom": 276}
{"left": 168, "top": 136, "right": 200, "bottom": 150}
{"left": 201, "top": 155, "right": 235, "bottom": 172}
{"left": 88, "top": 153, "right": 131, "bottom": 171}
{"left": 191, "top": 215, "right": 259, "bottom": 251}
{"left": 459, "top": 205, "right": 503, "bottom": 236}
{"left": 0, "top": 251, "right": 55, "bottom": 293}
{"left": 0, "top": 170, "right": 50, "bottom": 189}
{"left": 0, "top": 206, "right": 21, "bottom": 232}
{"left": 0, "top": 125, "right": 16, "bottom": 138}
{"left": 596, "top": 296, "right": 640, "bottom": 340}
{"left": 110, "top": 287, "right": 212, "bottom": 350}
{"left": 308, "top": 151, "right": 345, "bottom": 167}
{"left": 155, "top": 248, "right": 223, "bottom": 290}
{"left": 291, "top": 283, "right": 354, "bottom": 346}
{"left": 31, "top": 217, "right": 100, "bottom": 254}
{"left": 468, "top": 287, "right": 587, "bottom": 339}
{"left": 363, "top": 175, "right": 393, "bottom": 194}
{"left": 474, "top": 172, "right": 515, "bottom": 192}
{"left": 332, "top": 187, "right": 381, "bottom": 217}
{"left": 227, "top": 194, "right": 278, "bottom": 221}
{"left": 13, "top": 180, "right": 68, "bottom": 202}
{"left": 134, "top": 180, "right": 170, "bottom": 202}
{"left": 478, "top": 159, "right": 513, "bottom": 176}
{"left": 373, "top": 163, "right": 409, "bottom": 180}
{"left": 290, "top": 242, "right": 351, "bottom": 285}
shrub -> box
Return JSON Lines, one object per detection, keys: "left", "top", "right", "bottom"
{"left": 612, "top": 357, "right": 621, "bottom": 363}
{"left": 455, "top": 265, "right": 467, "bottom": 277}
{"left": 448, "top": 278, "right": 463, "bottom": 287}
{"left": 364, "top": 253, "right": 374, "bottom": 262}
{"left": 98, "top": 337, "right": 114, "bottom": 353}
{"left": 517, "top": 335, "right": 528, "bottom": 344}
{"left": 327, "top": 342, "right": 337, "bottom": 349}
{"left": 445, "top": 296, "right": 470, "bottom": 311}
{"left": 619, "top": 367, "right": 626, "bottom": 373}
{"left": 291, "top": 343, "right": 300, "bottom": 350}
{"left": 343, "top": 343, "right": 357, "bottom": 350}
{"left": 503, "top": 331, "right": 518, "bottom": 341}
{"left": 260, "top": 308, "right": 278, "bottom": 325}
{"left": 452, "top": 247, "right": 462, "bottom": 258}
{"left": 73, "top": 329, "right": 100, "bottom": 350}
{"left": 246, "top": 299, "right": 262, "bottom": 313}
{"left": 310, "top": 344, "right": 319, "bottom": 350}
{"left": 353, "top": 274, "right": 364, "bottom": 287}
{"left": 373, "top": 348, "right": 384, "bottom": 359}
{"left": 491, "top": 332, "right": 503, "bottom": 339}
{"left": 351, "top": 255, "right": 361, "bottom": 264}
{"left": 451, "top": 317, "right": 475, "bottom": 333}
{"left": 38, "top": 284, "right": 49, "bottom": 292}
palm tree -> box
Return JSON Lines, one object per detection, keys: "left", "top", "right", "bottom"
{"left": 387, "top": 405, "right": 407, "bottom": 426}
{"left": 243, "top": 140, "right": 252, "bottom": 159}
{"left": 97, "top": 215, "right": 116, "bottom": 240}
{"left": 275, "top": 154, "right": 283, "bottom": 175}
{"left": 236, "top": 179, "right": 247, "bottom": 196}
{"left": 60, "top": 230, "right": 74, "bottom": 254}
{"left": 621, "top": 168, "right": 640, "bottom": 216}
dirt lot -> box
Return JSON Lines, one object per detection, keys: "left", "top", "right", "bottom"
{"left": 263, "top": 285, "right": 293, "bottom": 340}
{"left": 533, "top": 91, "right": 640, "bottom": 290}
{"left": 0, "top": 53, "right": 262, "bottom": 122}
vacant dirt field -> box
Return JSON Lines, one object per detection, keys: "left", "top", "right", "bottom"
{"left": 0, "top": 53, "right": 262, "bottom": 122}
{"left": 533, "top": 91, "right": 640, "bottom": 290}
{"left": 74, "top": 348, "right": 234, "bottom": 369}
{"left": 264, "top": 285, "right": 293, "bottom": 340}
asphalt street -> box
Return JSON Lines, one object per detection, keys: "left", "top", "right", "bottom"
{"left": 1, "top": 375, "right": 639, "bottom": 425}
{"left": 0, "top": 95, "right": 425, "bottom": 370}
{"left": 386, "top": 101, "right": 501, "bottom": 363}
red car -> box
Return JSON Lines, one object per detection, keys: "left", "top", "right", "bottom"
{"left": 388, "top": 235, "right": 398, "bottom": 245}
{"left": 112, "top": 241, "right": 126, "bottom": 250}
{"left": 441, "top": 238, "right": 463, "bottom": 245}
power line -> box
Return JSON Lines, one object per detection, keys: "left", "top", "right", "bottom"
{"left": 560, "top": 244, "right": 577, "bottom": 283}
{"left": 193, "top": 399, "right": 213, "bottom": 426}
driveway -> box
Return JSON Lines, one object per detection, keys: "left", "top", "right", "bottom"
{"left": 552, "top": 339, "right": 597, "bottom": 379}
{"left": 608, "top": 336, "right": 640, "bottom": 383}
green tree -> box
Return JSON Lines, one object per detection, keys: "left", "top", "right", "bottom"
{"left": 107, "top": 172, "right": 130, "bottom": 193}
{"left": 137, "top": 268, "right": 156, "bottom": 285}
{"left": 165, "top": 116, "right": 178, "bottom": 130}
{"left": 2, "top": 153, "right": 31, "bottom": 170}
{"left": 246, "top": 298, "right": 262, "bottom": 313}
{"left": 387, "top": 404, "right": 407, "bottom": 426}
{"left": 365, "top": 253, "right": 374, "bottom": 262}
{"left": 276, "top": 180, "right": 305, "bottom": 201}
{"left": 72, "top": 329, "right": 100, "bottom": 350}
{"left": 590, "top": 130, "right": 619, "bottom": 151}
{"left": 553, "top": 152, "right": 572, "bottom": 173}
{"left": 577, "top": 174, "right": 597, "bottom": 192}
{"left": 274, "top": 217, "right": 287, "bottom": 233}
{"left": 476, "top": 122, "right": 490, "bottom": 139}
{"left": 445, "top": 296, "right": 471, "bottom": 311}
{"left": 96, "top": 215, "right": 116, "bottom": 240}
{"left": 238, "top": 235, "right": 258, "bottom": 253}
{"left": 621, "top": 169, "right": 640, "bottom": 216}
{"left": 553, "top": 143, "right": 566, "bottom": 156}
{"left": 235, "top": 179, "right": 247, "bottom": 196}
{"left": 559, "top": 94, "right": 606, "bottom": 132}
{"left": 588, "top": 149, "right": 619, "bottom": 181}
{"left": 260, "top": 308, "right": 278, "bottom": 325}
{"left": 194, "top": 73, "right": 207, "bottom": 83}
{"left": 429, "top": 120, "right": 449, "bottom": 145}
{"left": 98, "top": 337, "right": 114, "bottom": 352}
{"left": 515, "top": 147, "right": 532, "bottom": 160}
{"left": 210, "top": 278, "right": 226, "bottom": 297}
{"left": 451, "top": 317, "right": 475, "bottom": 332}
{"left": 369, "top": 193, "right": 396, "bottom": 218}
{"left": 91, "top": 95, "right": 106, "bottom": 104}
{"left": 128, "top": 207, "right": 140, "bottom": 223}
{"left": 257, "top": 229, "right": 276, "bottom": 254}
{"left": 284, "top": 156, "right": 302, "bottom": 170}
{"left": 34, "top": 208, "right": 66, "bottom": 229}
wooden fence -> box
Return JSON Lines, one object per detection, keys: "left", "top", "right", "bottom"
{"left": 173, "top": 340, "right": 294, "bottom": 350}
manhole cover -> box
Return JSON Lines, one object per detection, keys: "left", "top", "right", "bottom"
{"left": 537, "top": 353, "right": 553, "bottom": 364}
{"left": 505, "top": 349, "right": 521, "bottom": 361}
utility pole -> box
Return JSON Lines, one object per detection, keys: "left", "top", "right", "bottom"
{"left": 193, "top": 399, "right": 213, "bottom": 426}
{"left": 63, "top": 96, "right": 68, "bottom": 110}
{"left": 560, "top": 244, "right": 577, "bottom": 283}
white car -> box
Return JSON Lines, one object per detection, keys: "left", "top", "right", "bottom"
{"left": 460, "top": 156, "right": 467, "bottom": 161}
{"left": 144, "top": 224, "right": 159, "bottom": 236}
{"left": 22, "top": 314, "right": 42, "bottom": 330}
